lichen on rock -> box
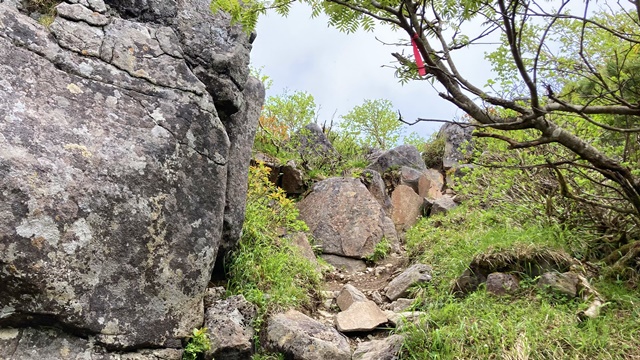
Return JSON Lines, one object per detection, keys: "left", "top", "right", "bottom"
{"left": 0, "top": 0, "right": 263, "bottom": 351}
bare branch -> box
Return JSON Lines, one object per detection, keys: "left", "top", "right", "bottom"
{"left": 474, "top": 132, "right": 555, "bottom": 149}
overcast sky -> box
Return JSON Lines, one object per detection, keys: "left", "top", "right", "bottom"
{"left": 249, "top": 3, "right": 497, "bottom": 139}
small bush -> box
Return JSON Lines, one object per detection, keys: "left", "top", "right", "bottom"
{"left": 365, "top": 237, "right": 391, "bottom": 263}
{"left": 182, "top": 328, "right": 210, "bottom": 360}
{"left": 421, "top": 134, "right": 446, "bottom": 169}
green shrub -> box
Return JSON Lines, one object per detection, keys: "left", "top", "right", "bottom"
{"left": 421, "top": 134, "right": 445, "bottom": 169}
{"left": 182, "top": 328, "right": 211, "bottom": 360}
{"left": 365, "top": 237, "right": 391, "bottom": 263}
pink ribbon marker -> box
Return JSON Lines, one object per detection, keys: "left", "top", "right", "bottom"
{"left": 411, "top": 34, "right": 426, "bottom": 76}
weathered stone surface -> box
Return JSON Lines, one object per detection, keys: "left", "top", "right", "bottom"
{"left": 367, "top": 145, "right": 426, "bottom": 174}
{"left": 430, "top": 196, "right": 457, "bottom": 216}
{"left": 297, "top": 123, "right": 338, "bottom": 161}
{"left": 290, "top": 232, "right": 319, "bottom": 268}
{"left": 538, "top": 272, "right": 580, "bottom": 298}
{"left": 265, "top": 310, "right": 351, "bottom": 360}
{"left": 204, "top": 295, "right": 257, "bottom": 360}
{"left": 390, "top": 185, "right": 424, "bottom": 229}
{"left": 384, "top": 311, "right": 426, "bottom": 327}
{"left": 0, "top": 327, "right": 182, "bottom": 359}
{"left": 361, "top": 169, "right": 392, "bottom": 215}
{"left": 385, "top": 264, "right": 433, "bottom": 301}
{"left": 281, "top": 160, "right": 306, "bottom": 195}
{"left": 439, "top": 123, "right": 474, "bottom": 170}
{"left": 298, "top": 177, "right": 397, "bottom": 259}
{"left": 352, "top": 334, "right": 404, "bottom": 360}
{"left": 56, "top": 3, "right": 110, "bottom": 25}
{"left": 486, "top": 272, "right": 520, "bottom": 296}
{"left": 336, "top": 284, "right": 367, "bottom": 311}
{"left": 335, "top": 301, "right": 388, "bottom": 332}
{"left": 68, "top": 0, "right": 108, "bottom": 13}
{"left": 418, "top": 169, "right": 444, "bottom": 200}
{"left": 203, "top": 286, "right": 227, "bottom": 309}
{"left": 0, "top": 0, "right": 261, "bottom": 350}
{"left": 321, "top": 254, "right": 367, "bottom": 273}
{"left": 399, "top": 166, "right": 423, "bottom": 193}
{"left": 389, "top": 298, "right": 414, "bottom": 312}
{"left": 220, "top": 76, "right": 264, "bottom": 259}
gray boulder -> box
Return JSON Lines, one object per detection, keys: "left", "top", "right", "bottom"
{"left": 297, "top": 123, "right": 338, "bottom": 162}
{"left": 439, "top": 123, "right": 474, "bottom": 170}
{"left": 221, "top": 76, "right": 265, "bottom": 262}
{"left": 104, "top": 0, "right": 254, "bottom": 115}
{"left": 298, "top": 178, "right": 397, "bottom": 259}
{"left": 367, "top": 145, "right": 426, "bottom": 173}
{"left": 334, "top": 301, "right": 388, "bottom": 332}
{"left": 388, "top": 298, "right": 414, "bottom": 312}
{"left": 0, "top": 0, "right": 261, "bottom": 350}
{"left": 361, "top": 169, "right": 392, "bottom": 215}
{"left": 280, "top": 160, "right": 306, "bottom": 195}
{"left": 385, "top": 264, "right": 433, "bottom": 301}
{"left": 398, "top": 166, "right": 423, "bottom": 193}
{"left": 430, "top": 196, "right": 457, "bottom": 216}
{"left": 538, "top": 272, "right": 580, "bottom": 298}
{"left": 204, "top": 295, "right": 257, "bottom": 360}
{"left": 0, "top": 327, "right": 183, "bottom": 359}
{"left": 352, "top": 334, "right": 404, "bottom": 360}
{"left": 265, "top": 310, "right": 351, "bottom": 360}
{"left": 321, "top": 254, "right": 367, "bottom": 273}
{"left": 336, "top": 284, "right": 367, "bottom": 311}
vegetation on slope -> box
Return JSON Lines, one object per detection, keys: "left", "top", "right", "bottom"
{"left": 226, "top": 163, "right": 321, "bottom": 321}
{"left": 401, "top": 204, "right": 640, "bottom": 359}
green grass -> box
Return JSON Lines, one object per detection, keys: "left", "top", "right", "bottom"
{"left": 366, "top": 236, "right": 392, "bottom": 263}
{"left": 399, "top": 204, "right": 640, "bottom": 359}
{"left": 226, "top": 164, "right": 321, "bottom": 351}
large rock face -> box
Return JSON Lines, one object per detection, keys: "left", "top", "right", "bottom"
{"left": 298, "top": 177, "right": 397, "bottom": 259}
{"left": 0, "top": 0, "right": 262, "bottom": 350}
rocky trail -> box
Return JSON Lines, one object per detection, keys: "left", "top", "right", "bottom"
{"left": 202, "top": 124, "right": 605, "bottom": 360}
{"left": 203, "top": 136, "right": 468, "bottom": 360}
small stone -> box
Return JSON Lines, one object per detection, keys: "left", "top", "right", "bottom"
{"left": 204, "top": 295, "right": 257, "bottom": 360}
{"left": 322, "top": 299, "right": 334, "bottom": 309}
{"left": 371, "top": 291, "right": 385, "bottom": 306}
{"left": 385, "top": 264, "right": 433, "bottom": 301}
{"left": 203, "top": 287, "right": 226, "bottom": 308}
{"left": 538, "top": 271, "right": 580, "bottom": 298}
{"left": 336, "top": 284, "right": 367, "bottom": 311}
{"left": 352, "top": 334, "right": 405, "bottom": 360}
{"left": 317, "top": 310, "right": 334, "bottom": 319}
{"left": 266, "top": 310, "right": 351, "bottom": 360}
{"left": 430, "top": 196, "right": 457, "bottom": 216}
{"left": 486, "top": 272, "right": 519, "bottom": 296}
{"left": 389, "top": 298, "right": 414, "bottom": 312}
{"left": 384, "top": 311, "right": 426, "bottom": 327}
{"left": 335, "top": 301, "right": 388, "bottom": 332}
